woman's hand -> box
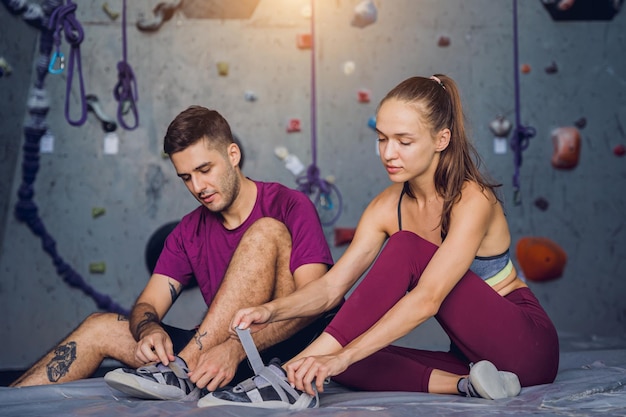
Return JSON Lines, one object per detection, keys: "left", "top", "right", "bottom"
{"left": 285, "top": 354, "right": 350, "bottom": 396}
{"left": 229, "top": 305, "right": 272, "bottom": 335}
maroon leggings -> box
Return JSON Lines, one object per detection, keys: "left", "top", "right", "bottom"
{"left": 325, "top": 231, "right": 559, "bottom": 392}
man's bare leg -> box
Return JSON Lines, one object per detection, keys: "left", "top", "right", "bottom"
{"left": 178, "top": 218, "right": 297, "bottom": 372}
{"left": 11, "top": 312, "right": 141, "bottom": 387}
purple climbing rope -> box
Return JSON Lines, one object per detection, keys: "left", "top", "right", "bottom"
{"left": 113, "top": 0, "right": 139, "bottom": 130}
{"left": 510, "top": 0, "right": 536, "bottom": 205}
{"left": 48, "top": 0, "right": 87, "bottom": 126}
{"left": 11, "top": 0, "right": 130, "bottom": 316}
{"left": 295, "top": 0, "right": 343, "bottom": 226}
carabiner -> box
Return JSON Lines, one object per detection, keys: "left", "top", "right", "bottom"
{"left": 48, "top": 50, "right": 65, "bottom": 74}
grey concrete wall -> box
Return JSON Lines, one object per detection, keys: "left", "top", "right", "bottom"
{"left": 0, "top": 6, "right": 39, "bottom": 262}
{"left": 0, "top": 0, "right": 624, "bottom": 371}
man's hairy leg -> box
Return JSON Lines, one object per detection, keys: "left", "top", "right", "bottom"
{"left": 11, "top": 312, "right": 141, "bottom": 387}
{"left": 178, "top": 218, "right": 294, "bottom": 374}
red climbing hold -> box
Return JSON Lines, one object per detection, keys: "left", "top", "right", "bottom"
{"left": 334, "top": 227, "right": 356, "bottom": 246}
{"left": 551, "top": 126, "right": 581, "bottom": 169}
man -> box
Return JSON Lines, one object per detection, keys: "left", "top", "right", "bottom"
{"left": 11, "top": 106, "right": 336, "bottom": 402}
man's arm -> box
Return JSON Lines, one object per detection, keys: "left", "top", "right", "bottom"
{"left": 129, "top": 273, "right": 183, "bottom": 364}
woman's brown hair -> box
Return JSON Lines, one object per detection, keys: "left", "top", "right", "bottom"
{"left": 379, "top": 75, "right": 501, "bottom": 239}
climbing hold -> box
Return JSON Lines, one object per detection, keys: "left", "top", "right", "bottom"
{"left": 244, "top": 90, "right": 258, "bottom": 102}
{"left": 520, "top": 63, "right": 531, "bottom": 74}
{"left": 102, "top": 2, "right": 120, "bottom": 20}
{"left": 0, "top": 57, "right": 12, "bottom": 77}
{"left": 89, "top": 262, "right": 106, "bottom": 274}
{"left": 357, "top": 89, "right": 371, "bottom": 103}
{"left": 300, "top": 4, "right": 312, "bottom": 18}
{"left": 368, "top": 115, "right": 376, "bottom": 130}
{"left": 136, "top": 0, "right": 182, "bottom": 31}
{"left": 351, "top": 0, "right": 377, "bottom": 28}
{"left": 343, "top": 61, "right": 356, "bottom": 75}
{"left": 574, "top": 117, "right": 587, "bottom": 129}
{"left": 437, "top": 35, "right": 451, "bottom": 47}
{"left": 86, "top": 95, "right": 117, "bottom": 132}
{"left": 534, "top": 197, "right": 549, "bottom": 211}
{"left": 614, "top": 144, "right": 626, "bottom": 157}
{"left": 551, "top": 126, "right": 581, "bottom": 169}
{"left": 216, "top": 61, "right": 229, "bottom": 76}
{"left": 489, "top": 116, "right": 513, "bottom": 138}
{"left": 91, "top": 207, "right": 106, "bottom": 218}
{"left": 541, "top": 0, "right": 622, "bottom": 21}
{"left": 334, "top": 227, "right": 356, "bottom": 246}
{"left": 544, "top": 61, "right": 559, "bottom": 74}
{"left": 297, "top": 33, "right": 312, "bottom": 49}
{"left": 516, "top": 236, "right": 567, "bottom": 282}
{"left": 274, "top": 146, "right": 305, "bottom": 176}
{"left": 286, "top": 118, "right": 301, "bottom": 133}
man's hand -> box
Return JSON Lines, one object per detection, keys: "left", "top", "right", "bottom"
{"left": 230, "top": 305, "right": 272, "bottom": 334}
{"left": 187, "top": 340, "right": 243, "bottom": 391}
{"left": 135, "top": 326, "right": 176, "bottom": 365}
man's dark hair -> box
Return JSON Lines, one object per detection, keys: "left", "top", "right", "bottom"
{"left": 163, "top": 106, "right": 234, "bottom": 155}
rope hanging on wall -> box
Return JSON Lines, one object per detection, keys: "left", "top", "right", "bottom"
{"left": 510, "top": 0, "right": 537, "bottom": 205}
{"left": 48, "top": 0, "right": 88, "bottom": 127}
{"left": 5, "top": 0, "right": 130, "bottom": 316}
{"left": 295, "top": 0, "right": 344, "bottom": 226}
{"left": 113, "top": 0, "right": 139, "bottom": 130}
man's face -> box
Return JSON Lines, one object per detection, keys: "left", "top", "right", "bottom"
{"left": 170, "top": 139, "right": 240, "bottom": 213}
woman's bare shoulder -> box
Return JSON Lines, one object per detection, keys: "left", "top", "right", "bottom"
{"left": 368, "top": 183, "right": 404, "bottom": 210}
{"left": 460, "top": 181, "right": 498, "bottom": 205}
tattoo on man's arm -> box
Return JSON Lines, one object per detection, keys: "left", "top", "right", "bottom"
{"left": 134, "top": 311, "right": 159, "bottom": 339}
{"left": 46, "top": 341, "right": 77, "bottom": 382}
{"left": 169, "top": 283, "right": 180, "bottom": 303}
{"left": 194, "top": 330, "right": 207, "bottom": 350}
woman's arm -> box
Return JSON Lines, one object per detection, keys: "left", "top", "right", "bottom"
{"left": 287, "top": 184, "right": 497, "bottom": 393}
{"left": 232, "top": 189, "right": 396, "bottom": 330}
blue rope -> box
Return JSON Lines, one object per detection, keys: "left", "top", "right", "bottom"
{"left": 510, "top": 0, "right": 536, "bottom": 205}
{"left": 7, "top": 0, "right": 130, "bottom": 315}
{"left": 48, "top": 0, "right": 88, "bottom": 126}
{"left": 113, "top": 0, "right": 139, "bottom": 130}
{"left": 295, "top": 0, "right": 343, "bottom": 226}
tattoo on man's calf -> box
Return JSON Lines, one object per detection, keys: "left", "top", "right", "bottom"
{"left": 46, "top": 341, "right": 77, "bottom": 382}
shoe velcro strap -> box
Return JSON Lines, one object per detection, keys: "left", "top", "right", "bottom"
{"left": 236, "top": 327, "right": 266, "bottom": 375}
{"left": 258, "top": 366, "right": 299, "bottom": 403}
{"left": 235, "top": 327, "right": 302, "bottom": 404}
{"left": 168, "top": 360, "right": 188, "bottom": 379}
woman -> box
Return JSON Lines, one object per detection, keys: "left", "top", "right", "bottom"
{"left": 200, "top": 75, "right": 559, "bottom": 409}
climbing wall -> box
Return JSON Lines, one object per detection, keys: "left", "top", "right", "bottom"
{"left": 0, "top": 0, "right": 624, "bottom": 371}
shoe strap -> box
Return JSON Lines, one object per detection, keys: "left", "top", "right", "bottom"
{"left": 236, "top": 327, "right": 266, "bottom": 376}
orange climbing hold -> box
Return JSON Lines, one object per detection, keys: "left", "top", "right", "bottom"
{"left": 551, "top": 126, "right": 581, "bottom": 169}
{"left": 297, "top": 33, "right": 312, "bottom": 49}
{"left": 516, "top": 237, "right": 567, "bottom": 282}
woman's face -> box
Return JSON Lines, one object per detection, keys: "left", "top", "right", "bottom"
{"left": 375, "top": 98, "right": 443, "bottom": 183}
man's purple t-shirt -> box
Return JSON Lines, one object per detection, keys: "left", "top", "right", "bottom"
{"left": 154, "top": 180, "right": 333, "bottom": 306}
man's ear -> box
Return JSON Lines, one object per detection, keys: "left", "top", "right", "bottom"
{"left": 227, "top": 143, "right": 241, "bottom": 168}
{"left": 435, "top": 128, "right": 451, "bottom": 152}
